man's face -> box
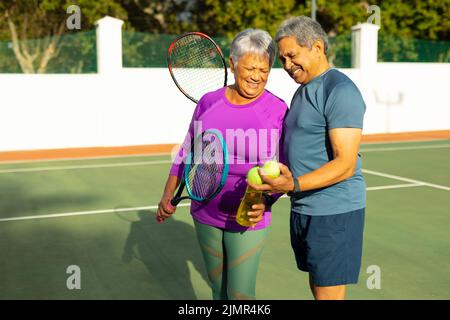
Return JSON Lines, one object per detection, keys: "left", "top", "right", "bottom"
{"left": 277, "top": 36, "right": 321, "bottom": 85}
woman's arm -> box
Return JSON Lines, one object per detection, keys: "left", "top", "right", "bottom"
{"left": 156, "top": 175, "right": 180, "bottom": 221}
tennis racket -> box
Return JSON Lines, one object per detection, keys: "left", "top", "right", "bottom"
{"left": 167, "top": 32, "right": 228, "bottom": 103}
{"left": 157, "top": 129, "right": 229, "bottom": 223}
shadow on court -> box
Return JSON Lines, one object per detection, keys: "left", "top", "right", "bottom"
{"left": 120, "top": 209, "right": 210, "bottom": 299}
{"left": 0, "top": 177, "right": 98, "bottom": 219}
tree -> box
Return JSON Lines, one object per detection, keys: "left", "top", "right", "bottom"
{"left": 189, "top": 0, "right": 302, "bottom": 38}
{"left": 378, "top": 0, "right": 449, "bottom": 41}
{"left": 119, "top": 0, "right": 192, "bottom": 34}
{"left": 185, "top": 0, "right": 448, "bottom": 64}
{"left": 0, "top": 0, "right": 127, "bottom": 73}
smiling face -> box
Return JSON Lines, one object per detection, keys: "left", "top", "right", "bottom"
{"left": 229, "top": 52, "right": 270, "bottom": 102}
{"left": 277, "top": 36, "right": 326, "bottom": 85}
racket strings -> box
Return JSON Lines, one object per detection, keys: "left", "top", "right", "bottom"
{"left": 169, "top": 34, "right": 226, "bottom": 101}
{"left": 187, "top": 134, "right": 225, "bottom": 199}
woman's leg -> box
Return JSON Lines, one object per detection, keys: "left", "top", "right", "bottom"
{"left": 193, "top": 220, "right": 228, "bottom": 300}
{"left": 223, "top": 228, "right": 269, "bottom": 300}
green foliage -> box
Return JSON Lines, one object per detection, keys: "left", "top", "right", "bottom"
{"left": 0, "top": 0, "right": 128, "bottom": 39}
{"left": 0, "top": 0, "right": 448, "bottom": 73}
{"left": 376, "top": 0, "right": 450, "bottom": 63}
{"left": 378, "top": 0, "right": 449, "bottom": 41}
{"left": 122, "top": 32, "right": 176, "bottom": 68}
{"left": 190, "top": 0, "right": 302, "bottom": 38}
{"left": 0, "top": 0, "right": 127, "bottom": 73}
{"left": 120, "top": 0, "right": 195, "bottom": 34}
{"left": 311, "top": 0, "right": 368, "bottom": 35}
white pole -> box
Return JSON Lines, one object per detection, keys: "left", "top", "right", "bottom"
{"left": 311, "top": 0, "right": 317, "bottom": 21}
{"left": 95, "top": 16, "right": 124, "bottom": 74}
{"left": 351, "top": 22, "right": 380, "bottom": 70}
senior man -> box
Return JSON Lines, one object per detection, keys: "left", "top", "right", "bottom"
{"left": 249, "top": 16, "right": 367, "bottom": 300}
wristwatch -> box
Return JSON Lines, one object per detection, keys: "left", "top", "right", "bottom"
{"left": 287, "top": 176, "right": 301, "bottom": 197}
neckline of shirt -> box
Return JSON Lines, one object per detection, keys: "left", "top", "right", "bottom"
{"left": 220, "top": 87, "right": 268, "bottom": 108}
{"left": 303, "top": 67, "right": 335, "bottom": 87}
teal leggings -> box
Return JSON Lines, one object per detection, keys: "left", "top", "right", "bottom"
{"left": 194, "top": 220, "right": 268, "bottom": 300}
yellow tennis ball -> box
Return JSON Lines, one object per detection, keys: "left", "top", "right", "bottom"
{"left": 262, "top": 161, "right": 280, "bottom": 179}
{"left": 247, "top": 166, "right": 263, "bottom": 185}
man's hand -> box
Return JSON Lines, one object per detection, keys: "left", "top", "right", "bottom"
{"left": 247, "top": 162, "right": 295, "bottom": 194}
{"left": 156, "top": 194, "right": 176, "bottom": 223}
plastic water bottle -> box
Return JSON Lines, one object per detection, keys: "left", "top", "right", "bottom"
{"left": 235, "top": 186, "right": 263, "bottom": 227}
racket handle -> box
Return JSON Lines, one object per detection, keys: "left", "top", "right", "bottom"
{"left": 170, "top": 198, "right": 181, "bottom": 208}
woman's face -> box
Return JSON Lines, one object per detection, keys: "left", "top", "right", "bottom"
{"left": 230, "top": 53, "right": 270, "bottom": 100}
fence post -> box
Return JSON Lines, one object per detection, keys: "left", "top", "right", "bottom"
{"left": 351, "top": 22, "right": 380, "bottom": 69}
{"left": 95, "top": 16, "right": 124, "bottom": 74}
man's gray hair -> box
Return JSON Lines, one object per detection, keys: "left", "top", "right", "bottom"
{"left": 230, "top": 28, "right": 276, "bottom": 67}
{"left": 275, "top": 16, "right": 329, "bottom": 54}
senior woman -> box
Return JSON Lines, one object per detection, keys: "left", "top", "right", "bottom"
{"left": 156, "top": 29, "right": 288, "bottom": 300}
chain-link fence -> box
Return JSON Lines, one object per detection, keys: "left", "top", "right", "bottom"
{"left": 0, "top": 30, "right": 448, "bottom": 73}
{"left": 0, "top": 30, "right": 97, "bottom": 73}
{"left": 378, "top": 34, "right": 450, "bottom": 63}
{"left": 122, "top": 31, "right": 354, "bottom": 68}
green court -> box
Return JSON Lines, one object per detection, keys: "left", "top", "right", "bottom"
{"left": 0, "top": 139, "right": 449, "bottom": 299}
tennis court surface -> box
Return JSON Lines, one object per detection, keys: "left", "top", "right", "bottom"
{"left": 0, "top": 139, "right": 449, "bottom": 299}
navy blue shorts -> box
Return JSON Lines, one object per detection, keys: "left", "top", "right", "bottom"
{"left": 290, "top": 208, "right": 365, "bottom": 287}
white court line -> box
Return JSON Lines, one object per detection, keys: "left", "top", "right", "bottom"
{"left": 360, "top": 144, "right": 450, "bottom": 152}
{"left": 0, "top": 203, "right": 191, "bottom": 222}
{"left": 362, "top": 169, "right": 450, "bottom": 191}
{"left": 366, "top": 183, "right": 423, "bottom": 191}
{"left": 361, "top": 139, "right": 449, "bottom": 146}
{"left": 0, "top": 160, "right": 173, "bottom": 173}
{"left": 0, "top": 183, "right": 433, "bottom": 223}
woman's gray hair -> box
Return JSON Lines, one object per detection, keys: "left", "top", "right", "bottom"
{"left": 275, "top": 16, "right": 329, "bottom": 54}
{"left": 230, "top": 29, "right": 276, "bottom": 67}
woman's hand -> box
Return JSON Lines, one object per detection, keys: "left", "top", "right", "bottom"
{"left": 247, "top": 202, "right": 266, "bottom": 227}
{"left": 156, "top": 194, "right": 176, "bottom": 223}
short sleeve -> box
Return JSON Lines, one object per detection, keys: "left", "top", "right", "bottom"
{"left": 324, "top": 81, "right": 366, "bottom": 129}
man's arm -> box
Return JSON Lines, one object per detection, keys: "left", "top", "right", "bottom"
{"left": 296, "top": 127, "right": 362, "bottom": 191}
{"left": 249, "top": 128, "right": 362, "bottom": 193}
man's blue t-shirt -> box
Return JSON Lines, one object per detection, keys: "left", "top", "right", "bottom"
{"left": 283, "top": 68, "right": 366, "bottom": 216}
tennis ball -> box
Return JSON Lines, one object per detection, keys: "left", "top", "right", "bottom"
{"left": 247, "top": 166, "right": 263, "bottom": 185}
{"left": 262, "top": 161, "right": 280, "bottom": 179}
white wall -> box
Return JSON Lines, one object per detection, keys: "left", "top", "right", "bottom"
{"left": 0, "top": 64, "right": 449, "bottom": 152}
{"left": 365, "top": 63, "right": 450, "bottom": 133}
{"left": 1, "top": 17, "right": 449, "bottom": 152}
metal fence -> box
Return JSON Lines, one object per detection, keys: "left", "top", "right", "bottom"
{"left": 0, "top": 30, "right": 448, "bottom": 73}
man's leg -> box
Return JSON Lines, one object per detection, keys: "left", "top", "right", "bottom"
{"left": 312, "top": 282, "right": 346, "bottom": 300}
{"left": 309, "top": 273, "right": 346, "bottom": 300}
{"left": 301, "top": 209, "right": 365, "bottom": 300}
